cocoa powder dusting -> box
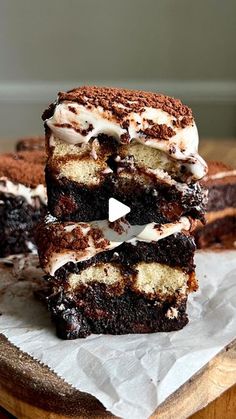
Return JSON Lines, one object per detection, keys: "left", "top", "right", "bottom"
{"left": 0, "top": 151, "right": 45, "bottom": 188}
{"left": 42, "top": 86, "right": 194, "bottom": 130}
{"left": 139, "top": 124, "right": 175, "bottom": 140}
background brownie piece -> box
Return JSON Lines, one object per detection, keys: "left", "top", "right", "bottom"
{"left": 0, "top": 151, "right": 47, "bottom": 256}
{"left": 194, "top": 161, "right": 236, "bottom": 248}
{"left": 16, "top": 136, "right": 45, "bottom": 152}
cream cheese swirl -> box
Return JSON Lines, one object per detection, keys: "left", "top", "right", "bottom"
{"left": 43, "top": 216, "right": 191, "bottom": 275}
{"left": 45, "top": 101, "right": 207, "bottom": 180}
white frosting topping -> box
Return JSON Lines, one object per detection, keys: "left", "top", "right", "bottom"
{"left": 46, "top": 101, "right": 207, "bottom": 180}
{"left": 0, "top": 177, "right": 47, "bottom": 206}
{"left": 44, "top": 217, "right": 191, "bottom": 275}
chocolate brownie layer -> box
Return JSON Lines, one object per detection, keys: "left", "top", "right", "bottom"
{"left": 47, "top": 284, "right": 189, "bottom": 339}
{"left": 46, "top": 168, "right": 205, "bottom": 223}
{"left": 16, "top": 136, "right": 45, "bottom": 152}
{"left": 0, "top": 194, "right": 46, "bottom": 257}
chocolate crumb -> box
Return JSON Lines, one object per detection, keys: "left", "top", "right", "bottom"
{"left": 42, "top": 87, "right": 194, "bottom": 132}
{"left": 139, "top": 124, "right": 175, "bottom": 140}
{"left": 68, "top": 106, "right": 77, "bottom": 114}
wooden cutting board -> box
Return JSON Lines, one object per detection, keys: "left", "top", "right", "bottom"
{"left": 0, "top": 139, "right": 236, "bottom": 418}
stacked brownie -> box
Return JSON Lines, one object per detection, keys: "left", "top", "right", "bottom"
{"left": 0, "top": 151, "right": 47, "bottom": 256}
{"left": 195, "top": 161, "right": 236, "bottom": 248}
{"left": 36, "top": 86, "right": 207, "bottom": 339}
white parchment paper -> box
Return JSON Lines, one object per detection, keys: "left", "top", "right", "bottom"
{"left": 0, "top": 250, "right": 236, "bottom": 419}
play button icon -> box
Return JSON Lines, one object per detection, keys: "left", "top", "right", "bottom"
{"left": 108, "top": 198, "right": 131, "bottom": 222}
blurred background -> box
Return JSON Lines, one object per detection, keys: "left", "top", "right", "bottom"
{"left": 0, "top": 0, "right": 236, "bottom": 148}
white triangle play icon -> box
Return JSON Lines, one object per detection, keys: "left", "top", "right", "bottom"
{"left": 108, "top": 198, "right": 131, "bottom": 222}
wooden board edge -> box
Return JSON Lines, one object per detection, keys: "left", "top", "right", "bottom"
{"left": 0, "top": 386, "right": 109, "bottom": 419}
{"left": 153, "top": 340, "right": 236, "bottom": 418}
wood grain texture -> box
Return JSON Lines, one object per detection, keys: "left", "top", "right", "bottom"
{"left": 155, "top": 340, "right": 236, "bottom": 419}
{"left": 190, "top": 384, "right": 236, "bottom": 419}
{"left": 0, "top": 138, "right": 236, "bottom": 419}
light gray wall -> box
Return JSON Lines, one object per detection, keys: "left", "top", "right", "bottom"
{"left": 0, "top": 0, "right": 236, "bottom": 143}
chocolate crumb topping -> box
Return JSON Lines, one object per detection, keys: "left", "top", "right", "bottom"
{"left": 0, "top": 151, "right": 45, "bottom": 188}
{"left": 139, "top": 124, "right": 175, "bottom": 140}
{"left": 173, "top": 116, "right": 193, "bottom": 129}
{"left": 45, "top": 223, "right": 89, "bottom": 251}
{"left": 35, "top": 220, "right": 111, "bottom": 267}
{"left": 90, "top": 227, "right": 110, "bottom": 249}
{"left": 42, "top": 86, "right": 194, "bottom": 128}
{"left": 108, "top": 218, "right": 129, "bottom": 234}
{"left": 68, "top": 105, "right": 77, "bottom": 114}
